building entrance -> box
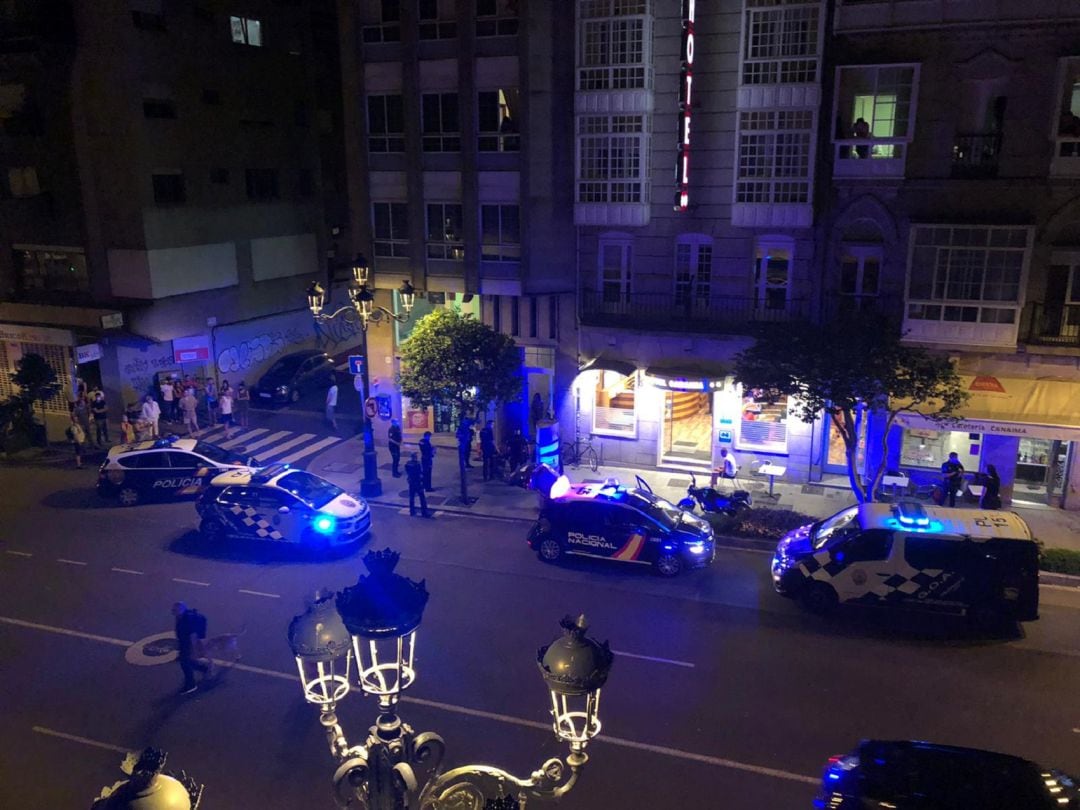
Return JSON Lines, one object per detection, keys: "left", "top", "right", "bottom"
{"left": 660, "top": 392, "right": 712, "bottom": 465}
{"left": 1012, "top": 438, "right": 1072, "bottom": 506}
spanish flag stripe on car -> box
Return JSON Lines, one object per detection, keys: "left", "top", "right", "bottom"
{"left": 612, "top": 532, "right": 646, "bottom": 562}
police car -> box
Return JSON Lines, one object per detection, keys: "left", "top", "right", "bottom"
{"left": 772, "top": 501, "right": 1039, "bottom": 625}
{"left": 527, "top": 478, "right": 715, "bottom": 576}
{"left": 97, "top": 436, "right": 256, "bottom": 506}
{"left": 196, "top": 464, "right": 371, "bottom": 549}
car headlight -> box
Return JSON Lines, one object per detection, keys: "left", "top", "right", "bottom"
{"left": 276, "top": 385, "right": 289, "bottom": 393}
{"left": 687, "top": 541, "right": 708, "bottom": 555}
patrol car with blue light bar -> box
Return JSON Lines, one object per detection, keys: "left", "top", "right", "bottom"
{"left": 772, "top": 502, "right": 1039, "bottom": 626}
{"left": 527, "top": 477, "right": 715, "bottom": 577}
{"left": 196, "top": 463, "right": 371, "bottom": 550}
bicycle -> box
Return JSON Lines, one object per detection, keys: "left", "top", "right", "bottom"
{"left": 559, "top": 434, "right": 599, "bottom": 472}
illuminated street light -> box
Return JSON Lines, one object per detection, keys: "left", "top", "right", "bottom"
{"left": 91, "top": 748, "right": 203, "bottom": 810}
{"left": 288, "top": 549, "right": 614, "bottom": 809}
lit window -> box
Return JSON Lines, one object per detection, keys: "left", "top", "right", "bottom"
{"left": 422, "top": 93, "right": 460, "bottom": 152}
{"left": 480, "top": 204, "right": 520, "bottom": 262}
{"left": 426, "top": 203, "right": 464, "bottom": 260}
{"left": 834, "top": 64, "right": 917, "bottom": 160}
{"left": 592, "top": 370, "right": 636, "bottom": 438}
{"left": 753, "top": 237, "right": 793, "bottom": 312}
{"left": 367, "top": 95, "right": 405, "bottom": 153}
{"left": 738, "top": 390, "right": 788, "bottom": 454}
{"left": 230, "top": 16, "right": 262, "bottom": 46}
{"left": 373, "top": 202, "right": 410, "bottom": 258}
{"left": 478, "top": 89, "right": 520, "bottom": 152}
{"left": 7, "top": 167, "right": 40, "bottom": 198}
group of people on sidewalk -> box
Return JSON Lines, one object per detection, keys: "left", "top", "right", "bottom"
{"left": 940, "top": 451, "right": 1001, "bottom": 509}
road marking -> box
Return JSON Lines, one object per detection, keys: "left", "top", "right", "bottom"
{"left": 277, "top": 435, "right": 342, "bottom": 465}
{"left": 57, "top": 559, "right": 87, "bottom": 566}
{"left": 253, "top": 433, "right": 315, "bottom": 461}
{"left": 5, "top": 550, "right": 32, "bottom": 557}
{"left": 32, "top": 726, "right": 129, "bottom": 754}
{"left": 110, "top": 567, "right": 144, "bottom": 576}
{"left": 235, "top": 431, "right": 291, "bottom": 453}
{"left": 172, "top": 577, "right": 210, "bottom": 587}
{"left": 612, "top": 649, "right": 695, "bottom": 668}
{"left": 218, "top": 428, "right": 269, "bottom": 449}
{"left": 0, "top": 615, "right": 132, "bottom": 648}
{"left": 238, "top": 588, "right": 279, "bottom": 599}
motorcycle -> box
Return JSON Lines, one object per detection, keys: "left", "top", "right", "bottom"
{"left": 677, "top": 472, "right": 753, "bottom": 516}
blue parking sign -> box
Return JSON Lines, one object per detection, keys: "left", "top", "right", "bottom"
{"left": 349, "top": 355, "right": 365, "bottom": 375}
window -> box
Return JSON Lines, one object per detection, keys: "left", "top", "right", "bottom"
{"left": 838, "top": 246, "right": 881, "bottom": 313}
{"left": 842, "top": 530, "right": 893, "bottom": 564}
{"left": 904, "top": 538, "right": 965, "bottom": 571}
{"left": 245, "top": 168, "right": 279, "bottom": 200}
{"left": 1054, "top": 57, "right": 1080, "bottom": 159}
{"left": 419, "top": 0, "right": 457, "bottom": 40}
{"left": 577, "top": 114, "right": 648, "bottom": 203}
{"left": 753, "top": 238, "right": 792, "bottom": 311}
{"left": 480, "top": 204, "right": 520, "bottom": 262}
{"left": 835, "top": 65, "right": 917, "bottom": 160}
{"left": 598, "top": 235, "right": 632, "bottom": 302}
{"left": 202, "top": 88, "right": 221, "bottom": 105}
{"left": 592, "top": 370, "right": 636, "bottom": 438}
{"left": 906, "top": 226, "right": 1029, "bottom": 326}
{"left": 674, "top": 235, "right": 712, "bottom": 306}
{"left": 128, "top": 452, "right": 171, "bottom": 469}
{"left": 422, "top": 93, "right": 460, "bottom": 152}
{"left": 12, "top": 248, "right": 89, "bottom": 295}
{"left": 577, "top": 0, "right": 650, "bottom": 91}
{"left": 230, "top": 16, "right": 262, "bottom": 46}
{"left": 548, "top": 295, "right": 558, "bottom": 339}
{"left": 476, "top": 0, "right": 518, "bottom": 37}
{"left": 373, "top": 202, "right": 410, "bottom": 258}
{"left": 152, "top": 172, "right": 185, "bottom": 205}
{"left": 738, "top": 390, "right": 788, "bottom": 453}
{"left": 510, "top": 298, "right": 520, "bottom": 336}
{"left": 1043, "top": 254, "right": 1080, "bottom": 341}
{"left": 736, "top": 110, "right": 813, "bottom": 204}
{"left": 210, "top": 168, "right": 229, "bottom": 184}
{"left": 367, "top": 95, "right": 405, "bottom": 153}
{"left": 742, "top": 1, "right": 820, "bottom": 85}
{"left": 899, "top": 428, "right": 980, "bottom": 471}
{"left": 132, "top": 10, "right": 166, "bottom": 31}
{"left": 478, "top": 88, "right": 520, "bottom": 152}
{"left": 363, "top": 0, "right": 401, "bottom": 43}
{"left": 529, "top": 297, "right": 538, "bottom": 338}
{"left": 426, "top": 203, "right": 464, "bottom": 260}
{"left": 7, "top": 167, "right": 40, "bottom": 198}
{"left": 143, "top": 98, "right": 176, "bottom": 119}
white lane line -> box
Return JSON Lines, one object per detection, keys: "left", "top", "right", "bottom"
{"left": 172, "top": 577, "right": 210, "bottom": 587}
{"left": 238, "top": 588, "right": 279, "bottom": 599}
{"left": 5, "top": 550, "right": 32, "bottom": 557}
{"left": 277, "top": 435, "right": 342, "bottom": 465}
{"left": 253, "top": 433, "right": 316, "bottom": 462}
{"left": 0, "top": 615, "right": 132, "bottom": 648}
{"left": 236, "top": 431, "right": 291, "bottom": 453}
{"left": 613, "top": 649, "right": 695, "bottom": 668}
{"left": 33, "top": 726, "right": 130, "bottom": 755}
{"left": 11, "top": 615, "right": 818, "bottom": 786}
{"left": 218, "top": 428, "right": 269, "bottom": 449}
{"left": 57, "top": 559, "right": 88, "bottom": 566}
{"left": 110, "top": 567, "right": 144, "bottom": 576}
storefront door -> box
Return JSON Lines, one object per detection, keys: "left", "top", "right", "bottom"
{"left": 1014, "top": 438, "right": 1072, "bottom": 506}
{"left": 660, "top": 392, "right": 712, "bottom": 465}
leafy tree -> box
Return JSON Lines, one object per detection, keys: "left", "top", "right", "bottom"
{"left": 10, "top": 352, "right": 62, "bottom": 446}
{"left": 398, "top": 308, "right": 523, "bottom": 418}
{"left": 733, "top": 315, "right": 968, "bottom": 503}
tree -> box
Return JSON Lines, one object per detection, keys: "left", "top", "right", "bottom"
{"left": 733, "top": 315, "right": 968, "bottom": 503}
{"left": 11, "top": 352, "right": 62, "bottom": 446}
{"left": 398, "top": 308, "right": 523, "bottom": 418}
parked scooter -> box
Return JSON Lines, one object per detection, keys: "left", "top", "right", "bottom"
{"left": 677, "top": 472, "right": 753, "bottom": 516}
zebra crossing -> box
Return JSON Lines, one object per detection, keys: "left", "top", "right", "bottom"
{"left": 191, "top": 425, "right": 347, "bottom": 467}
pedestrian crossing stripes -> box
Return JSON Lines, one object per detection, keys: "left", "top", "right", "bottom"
{"left": 188, "top": 425, "right": 346, "bottom": 469}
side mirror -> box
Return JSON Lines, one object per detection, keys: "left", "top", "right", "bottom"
{"left": 278, "top": 506, "right": 290, "bottom": 515}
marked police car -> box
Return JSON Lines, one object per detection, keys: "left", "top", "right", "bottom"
{"left": 772, "top": 501, "right": 1039, "bottom": 625}
{"left": 97, "top": 436, "right": 256, "bottom": 506}
{"left": 196, "top": 464, "right": 371, "bottom": 550}
{"left": 527, "top": 478, "right": 715, "bottom": 576}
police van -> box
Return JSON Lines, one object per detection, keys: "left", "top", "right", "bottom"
{"left": 771, "top": 501, "right": 1039, "bottom": 625}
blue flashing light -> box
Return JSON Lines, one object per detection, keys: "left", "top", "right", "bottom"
{"left": 312, "top": 515, "right": 336, "bottom": 534}
{"left": 827, "top": 771, "right": 841, "bottom": 781}
{"left": 885, "top": 517, "right": 944, "bottom": 534}
{"left": 895, "top": 501, "right": 930, "bottom": 527}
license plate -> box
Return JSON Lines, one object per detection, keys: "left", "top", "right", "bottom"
{"left": 259, "top": 393, "right": 272, "bottom": 398}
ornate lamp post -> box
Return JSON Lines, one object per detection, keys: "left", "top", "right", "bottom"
{"left": 306, "top": 254, "right": 416, "bottom": 498}
{"left": 91, "top": 748, "right": 203, "bottom": 809}
{"left": 288, "top": 549, "right": 614, "bottom": 809}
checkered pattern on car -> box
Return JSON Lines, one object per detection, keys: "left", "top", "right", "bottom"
{"left": 228, "top": 504, "right": 284, "bottom": 541}
{"left": 799, "top": 549, "right": 944, "bottom": 599}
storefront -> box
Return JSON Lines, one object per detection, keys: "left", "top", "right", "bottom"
{"left": 0, "top": 322, "right": 77, "bottom": 440}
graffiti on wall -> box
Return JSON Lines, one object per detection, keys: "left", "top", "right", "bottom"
{"left": 313, "top": 307, "right": 364, "bottom": 350}
{"left": 118, "top": 343, "right": 176, "bottom": 406}
{"left": 216, "top": 327, "right": 308, "bottom": 375}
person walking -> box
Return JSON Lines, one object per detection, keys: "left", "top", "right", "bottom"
{"left": 419, "top": 431, "right": 435, "bottom": 491}
{"left": 980, "top": 464, "right": 1002, "bottom": 510}
{"left": 480, "top": 420, "right": 497, "bottom": 481}
{"left": 140, "top": 394, "right": 161, "bottom": 439}
{"left": 711, "top": 447, "right": 739, "bottom": 488}
{"left": 73, "top": 394, "right": 94, "bottom": 448}
{"left": 66, "top": 413, "right": 86, "bottom": 468}
{"left": 171, "top": 602, "right": 210, "bottom": 695}
{"left": 456, "top": 419, "right": 475, "bottom": 470}
{"left": 405, "top": 452, "right": 432, "bottom": 518}
{"left": 91, "top": 390, "right": 110, "bottom": 446}
{"left": 388, "top": 418, "right": 403, "bottom": 477}
{"left": 180, "top": 388, "right": 199, "bottom": 436}
{"left": 325, "top": 375, "right": 339, "bottom": 431}
{"left": 236, "top": 381, "right": 250, "bottom": 427}
{"left": 160, "top": 376, "right": 176, "bottom": 423}
{"left": 218, "top": 388, "right": 235, "bottom": 440}
{"left": 940, "top": 451, "right": 965, "bottom": 507}
{"left": 204, "top": 379, "right": 218, "bottom": 426}
{"left": 119, "top": 414, "right": 136, "bottom": 444}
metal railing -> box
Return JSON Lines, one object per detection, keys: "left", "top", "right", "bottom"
{"left": 580, "top": 290, "right": 809, "bottom": 333}
{"left": 1019, "top": 301, "right": 1080, "bottom": 348}
{"left": 951, "top": 132, "right": 1003, "bottom": 178}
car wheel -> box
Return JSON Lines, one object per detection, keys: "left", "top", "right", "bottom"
{"left": 655, "top": 551, "right": 683, "bottom": 577}
{"left": 200, "top": 518, "right": 227, "bottom": 542}
{"left": 800, "top": 581, "right": 839, "bottom": 615}
{"left": 538, "top": 537, "right": 563, "bottom": 563}
{"left": 289, "top": 388, "right": 301, "bottom": 404}
{"left": 118, "top": 487, "right": 140, "bottom": 507}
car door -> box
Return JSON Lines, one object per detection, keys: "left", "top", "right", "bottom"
{"left": 562, "top": 502, "right": 612, "bottom": 557}
{"left": 254, "top": 488, "right": 304, "bottom": 542}
{"left": 900, "top": 537, "right": 968, "bottom": 609}
{"left": 604, "top": 506, "right": 659, "bottom": 565}
{"left": 133, "top": 451, "right": 178, "bottom": 499}
{"left": 825, "top": 529, "right": 895, "bottom": 603}
{"left": 167, "top": 451, "right": 216, "bottom": 496}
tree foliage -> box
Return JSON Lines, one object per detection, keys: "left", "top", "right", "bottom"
{"left": 733, "top": 315, "right": 968, "bottom": 503}
{"left": 4, "top": 353, "right": 62, "bottom": 447}
{"left": 397, "top": 308, "right": 522, "bottom": 417}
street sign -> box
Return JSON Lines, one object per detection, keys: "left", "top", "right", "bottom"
{"left": 349, "top": 355, "right": 365, "bottom": 375}
{"left": 173, "top": 335, "right": 210, "bottom": 363}
{"left": 100, "top": 312, "right": 124, "bottom": 330}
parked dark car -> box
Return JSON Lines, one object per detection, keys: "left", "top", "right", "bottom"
{"left": 250, "top": 350, "right": 336, "bottom": 406}
{"left": 816, "top": 740, "right": 1079, "bottom": 809}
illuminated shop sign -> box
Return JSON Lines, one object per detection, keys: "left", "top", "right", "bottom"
{"left": 674, "top": 0, "right": 695, "bottom": 212}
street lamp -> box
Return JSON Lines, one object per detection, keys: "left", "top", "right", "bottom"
{"left": 288, "top": 549, "right": 614, "bottom": 809}
{"left": 307, "top": 254, "right": 417, "bottom": 498}
{"left": 91, "top": 748, "right": 203, "bottom": 809}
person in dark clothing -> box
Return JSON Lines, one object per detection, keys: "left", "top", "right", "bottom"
{"left": 940, "top": 451, "right": 965, "bottom": 507}
{"left": 419, "top": 431, "right": 435, "bottom": 491}
{"left": 980, "top": 464, "right": 1002, "bottom": 509}
{"left": 480, "top": 420, "right": 497, "bottom": 480}
{"left": 172, "top": 601, "right": 209, "bottom": 694}
{"left": 506, "top": 429, "right": 528, "bottom": 470}
{"left": 405, "top": 453, "right": 432, "bottom": 517}
{"left": 388, "top": 419, "right": 403, "bottom": 477}
{"left": 456, "top": 419, "right": 475, "bottom": 469}
{"left": 91, "top": 390, "right": 109, "bottom": 446}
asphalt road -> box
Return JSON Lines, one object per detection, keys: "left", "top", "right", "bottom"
{"left": 1, "top": 457, "right": 1079, "bottom": 808}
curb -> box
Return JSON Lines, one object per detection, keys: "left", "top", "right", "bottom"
{"left": 1039, "top": 571, "right": 1080, "bottom": 589}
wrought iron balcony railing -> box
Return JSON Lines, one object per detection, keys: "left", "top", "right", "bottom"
{"left": 1019, "top": 301, "right": 1080, "bottom": 348}
{"left": 951, "top": 132, "right": 1003, "bottom": 178}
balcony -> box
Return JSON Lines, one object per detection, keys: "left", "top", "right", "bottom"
{"left": 1019, "top": 301, "right": 1080, "bottom": 348}
{"left": 951, "top": 132, "right": 1002, "bottom": 179}
{"left": 580, "top": 290, "right": 809, "bottom": 333}
{"left": 833, "top": 139, "right": 907, "bottom": 179}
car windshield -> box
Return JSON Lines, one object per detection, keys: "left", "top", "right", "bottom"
{"left": 623, "top": 490, "right": 681, "bottom": 530}
{"left": 265, "top": 355, "right": 305, "bottom": 376}
{"left": 193, "top": 441, "right": 247, "bottom": 466}
{"left": 276, "top": 470, "right": 344, "bottom": 508}
{"left": 812, "top": 506, "right": 860, "bottom": 550}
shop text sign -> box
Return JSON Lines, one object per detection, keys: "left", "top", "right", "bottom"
{"left": 674, "top": 0, "right": 695, "bottom": 211}
{"left": 173, "top": 335, "right": 210, "bottom": 364}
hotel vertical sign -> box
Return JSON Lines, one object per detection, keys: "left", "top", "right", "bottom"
{"left": 674, "top": 0, "right": 695, "bottom": 211}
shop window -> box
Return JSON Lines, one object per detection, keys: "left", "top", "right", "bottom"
{"left": 826, "top": 415, "right": 867, "bottom": 469}
{"left": 738, "top": 391, "right": 788, "bottom": 453}
{"left": 899, "top": 428, "right": 980, "bottom": 471}
{"left": 592, "top": 370, "right": 636, "bottom": 438}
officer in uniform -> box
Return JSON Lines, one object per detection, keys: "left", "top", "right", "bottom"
{"left": 480, "top": 420, "right": 497, "bottom": 481}
{"left": 405, "top": 452, "right": 432, "bottom": 517}
{"left": 388, "top": 418, "right": 403, "bottom": 477}
{"left": 419, "top": 431, "right": 435, "bottom": 491}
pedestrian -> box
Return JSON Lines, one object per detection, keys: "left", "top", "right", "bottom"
{"left": 388, "top": 418, "right": 403, "bottom": 477}
{"left": 405, "top": 452, "right": 432, "bottom": 518}
{"left": 506, "top": 428, "right": 527, "bottom": 470}
{"left": 172, "top": 378, "right": 184, "bottom": 413}
{"left": 456, "top": 419, "right": 475, "bottom": 470}
{"left": 73, "top": 393, "right": 93, "bottom": 447}
{"left": 204, "top": 378, "right": 218, "bottom": 425}
{"left": 940, "top": 451, "right": 965, "bottom": 508}
{"left": 66, "top": 413, "right": 86, "bottom": 468}
{"left": 236, "top": 381, "right": 250, "bottom": 427}
{"left": 160, "top": 376, "right": 175, "bottom": 422}
{"left": 171, "top": 602, "right": 210, "bottom": 695}
{"left": 140, "top": 394, "right": 161, "bottom": 439}
{"left": 419, "top": 431, "right": 435, "bottom": 491}
{"left": 91, "top": 389, "right": 110, "bottom": 446}
{"left": 180, "top": 387, "right": 199, "bottom": 436}
{"left": 711, "top": 447, "right": 739, "bottom": 488}
{"left": 218, "top": 387, "right": 235, "bottom": 440}
{"left": 120, "top": 414, "right": 136, "bottom": 444}
{"left": 480, "top": 420, "right": 497, "bottom": 480}
{"left": 325, "top": 375, "right": 339, "bottom": 430}
{"left": 980, "top": 463, "right": 1002, "bottom": 510}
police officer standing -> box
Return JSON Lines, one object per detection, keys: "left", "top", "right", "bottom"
{"left": 456, "top": 418, "right": 475, "bottom": 469}
{"left": 405, "top": 452, "right": 432, "bottom": 517}
{"left": 480, "top": 420, "right": 497, "bottom": 480}
{"left": 419, "top": 431, "right": 435, "bottom": 491}
{"left": 388, "top": 418, "right": 403, "bottom": 477}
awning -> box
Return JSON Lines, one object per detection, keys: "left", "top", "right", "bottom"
{"left": 642, "top": 362, "right": 730, "bottom": 392}
{"left": 577, "top": 354, "right": 638, "bottom": 378}
{"left": 894, "top": 375, "right": 1080, "bottom": 442}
